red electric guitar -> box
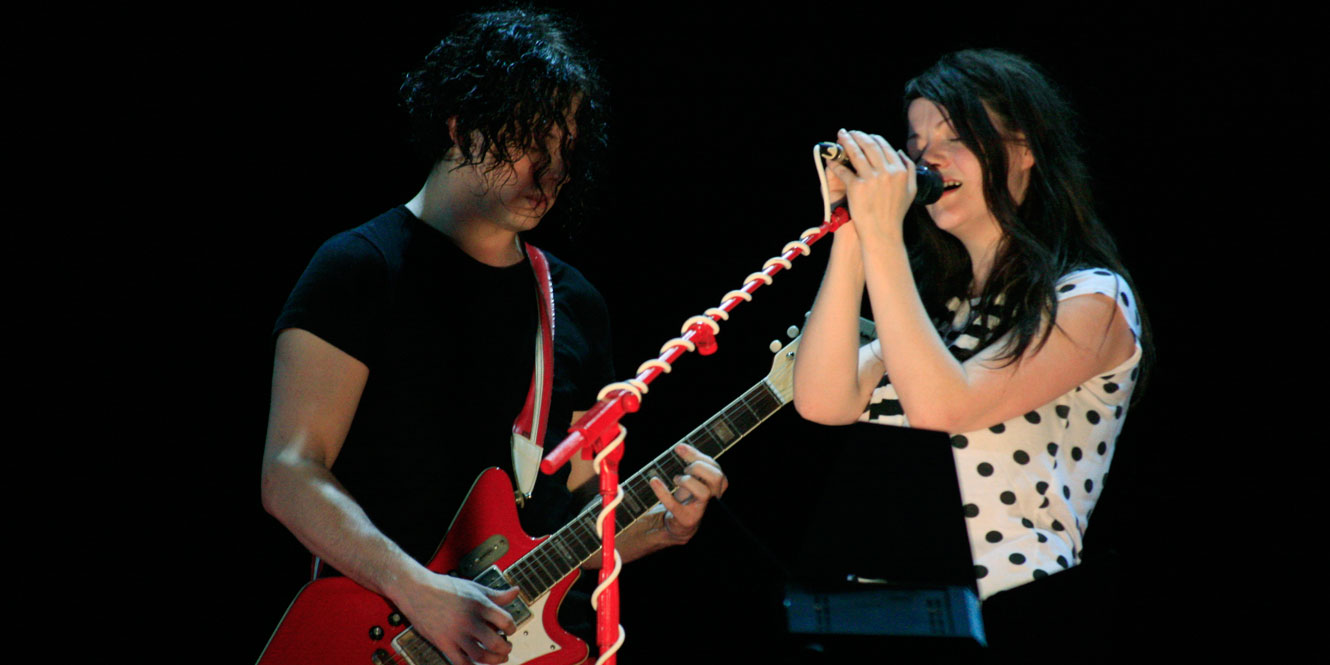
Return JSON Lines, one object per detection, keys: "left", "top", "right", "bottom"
{"left": 258, "top": 323, "right": 869, "bottom": 665}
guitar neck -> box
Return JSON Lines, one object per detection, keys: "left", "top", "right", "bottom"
{"left": 503, "top": 377, "right": 788, "bottom": 597}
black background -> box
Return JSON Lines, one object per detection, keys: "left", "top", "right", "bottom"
{"left": 77, "top": 3, "right": 1290, "bottom": 661}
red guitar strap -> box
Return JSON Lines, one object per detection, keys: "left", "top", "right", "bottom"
{"left": 510, "top": 242, "right": 556, "bottom": 505}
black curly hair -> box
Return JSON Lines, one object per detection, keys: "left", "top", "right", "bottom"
{"left": 400, "top": 6, "right": 607, "bottom": 224}
{"left": 903, "top": 50, "right": 1151, "bottom": 389}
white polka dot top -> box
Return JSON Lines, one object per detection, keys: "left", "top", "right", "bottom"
{"left": 858, "top": 269, "right": 1142, "bottom": 600}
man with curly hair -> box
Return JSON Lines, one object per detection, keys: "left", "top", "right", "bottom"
{"left": 260, "top": 9, "right": 726, "bottom": 664}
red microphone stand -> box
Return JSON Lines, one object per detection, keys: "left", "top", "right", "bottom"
{"left": 540, "top": 207, "right": 852, "bottom": 665}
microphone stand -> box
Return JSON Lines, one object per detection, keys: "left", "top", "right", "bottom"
{"left": 540, "top": 206, "right": 853, "bottom": 665}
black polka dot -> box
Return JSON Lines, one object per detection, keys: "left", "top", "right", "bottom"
{"left": 1039, "top": 497, "right": 1049, "bottom": 508}
{"left": 1093, "top": 270, "right": 1111, "bottom": 276}
{"left": 977, "top": 462, "right": 994, "bottom": 477}
{"left": 1103, "top": 382, "right": 1119, "bottom": 393}
{"left": 1057, "top": 556, "right": 1069, "bottom": 569}
{"left": 1130, "top": 367, "right": 1140, "bottom": 381}
{"left": 1058, "top": 283, "right": 1076, "bottom": 293}
{"left": 1115, "top": 405, "right": 1124, "bottom": 419}
{"left": 1022, "top": 518, "right": 1034, "bottom": 528}
{"left": 985, "top": 530, "right": 1003, "bottom": 543}
{"left": 1085, "top": 479, "right": 1094, "bottom": 493}
{"left": 1051, "top": 520, "right": 1064, "bottom": 531}
{"left": 1009, "top": 553, "right": 1026, "bottom": 564}
{"left": 1052, "top": 460, "right": 1058, "bottom": 469}
{"left": 1097, "top": 441, "right": 1107, "bottom": 455}
{"left": 950, "top": 434, "right": 968, "bottom": 449}
{"left": 1013, "top": 450, "right": 1030, "bottom": 464}
{"left": 974, "top": 565, "right": 988, "bottom": 579}
{"left": 1000, "top": 491, "right": 1016, "bottom": 505}
{"left": 1037, "top": 533, "right": 1047, "bottom": 543}
{"left": 1033, "top": 569, "right": 1048, "bottom": 580}
{"left": 989, "top": 423, "right": 1006, "bottom": 434}
{"left": 1036, "top": 481, "right": 1049, "bottom": 495}
{"left": 1024, "top": 411, "right": 1041, "bottom": 424}
{"left": 1055, "top": 405, "right": 1070, "bottom": 419}
{"left": 1046, "top": 443, "right": 1058, "bottom": 456}
{"left": 1071, "top": 447, "right": 1083, "bottom": 461}
{"left": 963, "top": 503, "right": 979, "bottom": 518}
{"left": 1062, "top": 485, "right": 1071, "bottom": 499}
{"left": 1120, "top": 292, "right": 1130, "bottom": 307}
{"left": 1086, "top": 410, "right": 1101, "bottom": 424}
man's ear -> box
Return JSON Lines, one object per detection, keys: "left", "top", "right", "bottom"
{"left": 447, "top": 116, "right": 459, "bottom": 145}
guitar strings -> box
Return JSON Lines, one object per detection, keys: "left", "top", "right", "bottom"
{"left": 505, "top": 381, "right": 782, "bottom": 597}
{"left": 371, "top": 383, "right": 787, "bottom": 665}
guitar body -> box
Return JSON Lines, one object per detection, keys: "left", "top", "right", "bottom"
{"left": 258, "top": 468, "right": 588, "bottom": 665}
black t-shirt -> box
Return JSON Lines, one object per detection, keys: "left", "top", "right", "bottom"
{"left": 275, "top": 206, "right": 614, "bottom": 564}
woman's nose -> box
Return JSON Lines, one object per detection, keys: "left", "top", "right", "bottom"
{"left": 919, "top": 141, "right": 946, "bottom": 168}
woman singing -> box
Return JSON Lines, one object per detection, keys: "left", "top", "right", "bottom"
{"left": 792, "top": 50, "right": 1148, "bottom": 600}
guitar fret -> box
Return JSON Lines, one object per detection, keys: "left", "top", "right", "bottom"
{"left": 572, "top": 516, "right": 599, "bottom": 556}
{"left": 629, "top": 478, "right": 656, "bottom": 510}
{"left": 507, "top": 564, "right": 532, "bottom": 594}
{"left": 549, "top": 534, "right": 576, "bottom": 568}
{"left": 513, "top": 559, "right": 541, "bottom": 593}
{"left": 619, "top": 486, "right": 644, "bottom": 515}
{"left": 688, "top": 433, "right": 722, "bottom": 459}
{"left": 631, "top": 480, "right": 652, "bottom": 508}
{"left": 533, "top": 554, "right": 559, "bottom": 590}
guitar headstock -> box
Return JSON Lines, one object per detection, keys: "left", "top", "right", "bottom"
{"left": 764, "top": 318, "right": 878, "bottom": 404}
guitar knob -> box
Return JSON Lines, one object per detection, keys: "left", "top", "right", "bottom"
{"left": 768, "top": 340, "right": 780, "bottom": 353}
{"left": 388, "top": 611, "right": 404, "bottom": 626}
{"left": 370, "top": 626, "right": 384, "bottom": 640}
{"left": 786, "top": 325, "right": 799, "bottom": 338}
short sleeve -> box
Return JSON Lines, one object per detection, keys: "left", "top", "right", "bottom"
{"left": 1054, "top": 268, "right": 1142, "bottom": 340}
{"left": 273, "top": 231, "right": 389, "bottom": 366}
{"left": 1054, "top": 268, "right": 1142, "bottom": 399}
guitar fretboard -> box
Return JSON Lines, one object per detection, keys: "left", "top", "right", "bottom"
{"left": 502, "top": 378, "right": 786, "bottom": 597}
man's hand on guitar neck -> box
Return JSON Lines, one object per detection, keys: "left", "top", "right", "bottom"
{"left": 582, "top": 444, "right": 728, "bottom": 567}
{"left": 388, "top": 570, "right": 520, "bottom": 665}
{"left": 649, "top": 444, "right": 728, "bottom": 544}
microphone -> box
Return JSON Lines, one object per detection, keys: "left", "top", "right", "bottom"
{"left": 818, "top": 142, "right": 943, "bottom": 205}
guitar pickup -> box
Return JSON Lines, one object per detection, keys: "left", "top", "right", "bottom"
{"left": 457, "top": 534, "right": 509, "bottom": 579}
{"left": 474, "top": 566, "right": 532, "bottom": 627}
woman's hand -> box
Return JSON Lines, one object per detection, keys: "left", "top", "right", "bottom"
{"left": 825, "top": 129, "right": 916, "bottom": 241}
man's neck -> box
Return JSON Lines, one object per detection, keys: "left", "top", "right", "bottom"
{"left": 405, "top": 162, "right": 525, "bottom": 268}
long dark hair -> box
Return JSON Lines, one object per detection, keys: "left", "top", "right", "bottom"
{"left": 399, "top": 7, "right": 608, "bottom": 225}
{"left": 903, "top": 49, "right": 1150, "bottom": 385}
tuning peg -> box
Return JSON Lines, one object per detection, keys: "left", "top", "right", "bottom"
{"left": 769, "top": 340, "right": 781, "bottom": 353}
{"left": 786, "top": 325, "right": 799, "bottom": 338}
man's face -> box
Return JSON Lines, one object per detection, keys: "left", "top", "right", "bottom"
{"left": 453, "top": 120, "right": 572, "bottom": 233}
